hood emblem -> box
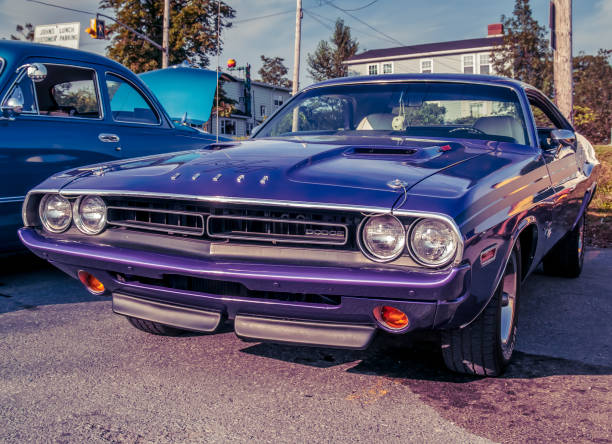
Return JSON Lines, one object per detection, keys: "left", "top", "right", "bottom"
{"left": 212, "top": 173, "right": 222, "bottom": 182}
{"left": 236, "top": 174, "right": 245, "bottom": 183}
{"left": 259, "top": 175, "right": 269, "bottom": 185}
{"left": 387, "top": 178, "right": 408, "bottom": 189}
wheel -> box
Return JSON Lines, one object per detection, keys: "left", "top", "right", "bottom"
{"left": 542, "top": 214, "right": 585, "bottom": 278}
{"left": 126, "top": 316, "right": 185, "bottom": 336}
{"left": 441, "top": 243, "right": 521, "bottom": 376}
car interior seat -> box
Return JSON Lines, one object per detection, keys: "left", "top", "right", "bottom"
{"left": 473, "top": 115, "right": 524, "bottom": 144}
{"left": 356, "top": 113, "right": 395, "bottom": 130}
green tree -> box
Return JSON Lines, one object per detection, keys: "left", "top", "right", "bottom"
{"left": 307, "top": 18, "right": 358, "bottom": 82}
{"left": 573, "top": 49, "right": 612, "bottom": 144}
{"left": 11, "top": 23, "right": 35, "bottom": 41}
{"left": 258, "top": 55, "right": 291, "bottom": 88}
{"left": 99, "top": 0, "right": 235, "bottom": 73}
{"left": 492, "top": 0, "right": 553, "bottom": 94}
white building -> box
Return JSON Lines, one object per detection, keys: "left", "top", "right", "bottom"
{"left": 207, "top": 72, "right": 292, "bottom": 138}
{"left": 344, "top": 24, "right": 504, "bottom": 77}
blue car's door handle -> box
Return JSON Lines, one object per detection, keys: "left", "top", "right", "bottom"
{"left": 98, "top": 133, "right": 120, "bottom": 143}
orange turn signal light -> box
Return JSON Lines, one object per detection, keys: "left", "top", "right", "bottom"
{"left": 375, "top": 305, "right": 409, "bottom": 330}
{"left": 78, "top": 270, "right": 106, "bottom": 295}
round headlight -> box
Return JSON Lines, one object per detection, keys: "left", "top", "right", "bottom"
{"left": 409, "top": 218, "right": 458, "bottom": 267}
{"left": 360, "top": 215, "right": 406, "bottom": 261}
{"left": 39, "top": 194, "right": 72, "bottom": 233}
{"left": 74, "top": 195, "right": 107, "bottom": 235}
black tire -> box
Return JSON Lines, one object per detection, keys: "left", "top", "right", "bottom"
{"left": 441, "top": 243, "right": 521, "bottom": 376}
{"left": 127, "top": 316, "right": 185, "bottom": 336}
{"left": 542, "top": 214, "right": 585, "bottom": 278}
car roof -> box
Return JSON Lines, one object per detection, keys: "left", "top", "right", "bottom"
{"left": 0, "top": 40, "right": 128, "bottom": 73}
{"left": 305, "top": 73, "right": 531, "bottom": 91}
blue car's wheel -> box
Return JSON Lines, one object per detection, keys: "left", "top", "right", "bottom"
{"left": 441, "top": 243, "right": 521, "bottom": 376}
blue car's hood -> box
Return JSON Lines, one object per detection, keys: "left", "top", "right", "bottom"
{"left": 47, "top": 137, "right": 492, "bottom": 209}
{"left": 139, "top": 67, "right": 217, "bottom": 124}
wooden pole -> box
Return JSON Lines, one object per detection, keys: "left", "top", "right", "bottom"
{"left": 162, "top": 0, "right": 170, "bottom": 68}
{"left": 291, "top": 0, "right": 302, "bottom": 132}
{"left": 553, "top": 0, "right": 572, "bottom": 123}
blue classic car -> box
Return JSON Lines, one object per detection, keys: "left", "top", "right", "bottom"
{"left": 0, "top": 41, "right": 220, "bottom": 251}
{"left": 19, "top": 74, "right": 599, "bottom": 375}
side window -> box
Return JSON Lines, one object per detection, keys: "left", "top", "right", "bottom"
{"left": 2, "top": 64, "right": 101, "bottom": 118}
{"left": 37, "top": 65, "right": 100, "bottom": 118}
{"left": 106, "top": 74, "right": 159, "bottom": 124}
{"left": 529, "top": 97, "right": 562, "bottom": 149}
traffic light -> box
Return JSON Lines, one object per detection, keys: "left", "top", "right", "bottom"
{"left": 96, "top": 20, "right": 105, "bottom": 39}
{"left": 86, "top": 19, "right": 97, "bottom": 38}
{"left": 85, "top": 18, "right": 106, "bottom": 39}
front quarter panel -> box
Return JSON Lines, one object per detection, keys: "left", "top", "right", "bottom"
{"left": 403, "top": 143, "right": 552, "bottom": 327}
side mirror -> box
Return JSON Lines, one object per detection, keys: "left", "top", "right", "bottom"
{"left": 0, "top": 95, "right": 24, "bottom": 120}
{"left": 550, "top": 129, "right": 577, "bottom": 149}
{"left": 16, "top": 63, "right": 47, "bottom": 82}
{"left": 6, "top": 97, "right": 24, "bottom": 113}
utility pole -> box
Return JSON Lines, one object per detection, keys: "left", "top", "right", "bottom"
{"left": 162, "top": 0, "right": 170, "bottom": 68}
{"left": 552, "top": 0, "right": 572, "bottom": 122}
{"left": 291, "top": 0, "right": 302, "bottom": 131}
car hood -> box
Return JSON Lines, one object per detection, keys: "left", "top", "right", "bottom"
{"left": 51, "top": 137, "right": 492, "bottom": 210}
{"left": 139, "top": 67, "right": 217, "bottom": 124}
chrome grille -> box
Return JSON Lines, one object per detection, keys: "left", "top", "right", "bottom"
{"left": 107, "top": 206, "right": 206, "bottom": 236}
{"left": 207, "top": 214, "right": 348, "bottom": 245}
{"left": 104, "top": 197, "right": 357, "bottom": 247}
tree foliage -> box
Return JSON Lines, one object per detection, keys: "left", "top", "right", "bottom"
{"left": 573, "top": 49, "right": 612, "bottom": 144}
{"left": 307, "top": 19, "right": 358, "bottom": 82}
{"left": 99, "top": 0, "right": 235, "bottom": 73}
{"left": 492, "top": 0, "right": 553, "bottom": 94}
{"left": 258, "top": 55, "right": 291, "bottom": 88}
{"left": 11, "top": 23, "right": 35, "bottom": 41}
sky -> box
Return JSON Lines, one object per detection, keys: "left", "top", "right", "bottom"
{"left": 0, "top": 0, "right": 610, "bottom": 87}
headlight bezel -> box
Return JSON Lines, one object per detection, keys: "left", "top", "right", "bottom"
{"left": 357, "top": 214, "right": 407, "bottom": 263}
{"left": 38, "top": 193, "right": 72, "bottom": 233}
{"left": 407, "top": 217, "right": 459, "bottom": 267}
{"left": 73, "top": 195, "right": 107, "bottom": 235}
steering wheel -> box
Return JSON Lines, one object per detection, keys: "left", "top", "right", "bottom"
{"left": 448, "top": 127, "right": 486, "bottom": 136}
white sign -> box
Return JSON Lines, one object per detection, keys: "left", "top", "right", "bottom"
{"left": 34, "top": 22, "right": 80, "bottom": 49}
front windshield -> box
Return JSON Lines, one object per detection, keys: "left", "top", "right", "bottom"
{"left": 254, "top": 82, "right": 529, "bottom": 145}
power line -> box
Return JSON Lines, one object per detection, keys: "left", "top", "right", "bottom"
{"left": 234, "top": 9, "right": 294, "bottom": 24}
{"left": 303, "top": 10, "right": 334, "bottom": 30}
{"left": 26, "top": 0, "right": 96, "bottom": 16}
{"left": 323, "top": 0, "right": 405, "bottom": 47}
{"left": 334, "top": 0, "right": 381, "bottom": 12}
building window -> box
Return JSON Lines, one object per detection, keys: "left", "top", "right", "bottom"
{"left": 273, "top": 96, "right": 283, "bottom": 107}
{"left": 368, "top": 64, "right": 378, "bottom": 75}
{"left": 260, "top": 105, "right": 266, "bottom": 117}
{"left": 382, "top": 62, "right": 393, "bottom": 74}
{"left": 420, "top": 59, "right": 433, "bottom": 73}
{"left": 462, "top": 55, "right": 474, "bottom": 74}
{"left": 220, "top": 119, "right": 236, "bottom": 135}
{"left": 479, "top": 54, "right": 491, "bottom": 75}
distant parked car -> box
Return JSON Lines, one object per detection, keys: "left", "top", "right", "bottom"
{"left": 20, "top": 73, "right": 599, "bottom": 376}
{"left": 0, "top": 41, "right": 222, "bottom": 251}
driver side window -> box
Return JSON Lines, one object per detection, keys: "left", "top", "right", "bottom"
{"left": 528, "top": 97, "right": 561, "bottom": 149}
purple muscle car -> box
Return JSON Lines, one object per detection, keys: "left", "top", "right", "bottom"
{"left": 19, "top": 74, "right": 599, "bottom": 376}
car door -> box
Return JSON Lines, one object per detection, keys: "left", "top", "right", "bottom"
{"left": 100, "top": 72, "right": 216, "bottom": 159}
{"left": 526, "top": 90, "right": 581, "bottom": 246}
{"left": 0, "top": 59, "right": 121, "bottom": 250}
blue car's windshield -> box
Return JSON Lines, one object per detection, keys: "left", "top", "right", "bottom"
{"left": 254, "top": 82, "right": 529, "bottom": 145}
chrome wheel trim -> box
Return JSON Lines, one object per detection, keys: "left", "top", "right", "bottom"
{"left": 500, "top": 252, "right": 518, "bottom": 357}
{"left": 578, "top": 217, "right": 585, "bottom": 265}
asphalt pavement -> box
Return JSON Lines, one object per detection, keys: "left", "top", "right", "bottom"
{"left": 0, "top": 249, "right": 610, "bottom": 443}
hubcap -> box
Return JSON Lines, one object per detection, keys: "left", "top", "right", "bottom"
{"left": 500, "top": 252, "right": 518, "bottom": 357}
